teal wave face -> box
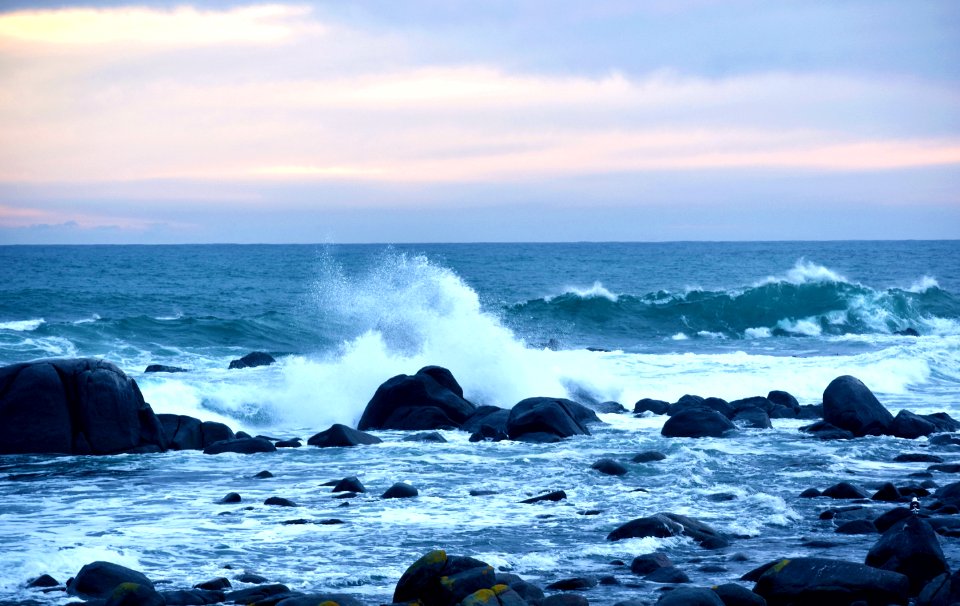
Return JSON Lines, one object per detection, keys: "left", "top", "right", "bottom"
{"left": 507, "top": 280, "right": 960, "bottom": 343}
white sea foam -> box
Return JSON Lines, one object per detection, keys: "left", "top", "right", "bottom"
{"left": 670, "top": 332, "right": 689, "bottom": 341}
{"left": 555, "top": 281, "right": 619, "bottom": 302}
{"left": 744, "top": 327, "right": 772, "bottom": 339}
{"left": 696, "top": 331, "right": 726, "bottom": 339}
{"left": 775, "top": 317, "right": 823, "bottom": 337}
{"left": 0, "top": 318, "right": 44, "bottom": 331}
{"left": 759, "top": 258, "right": 847, "bottom": 286}
{"left": 908, "top": 275, "right": 940, "bottom": 293}
{"left": 73, "top": 314, "right": 101, "bottom": 325}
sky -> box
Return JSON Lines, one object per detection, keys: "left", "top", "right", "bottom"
{"left": 0, "top": 1, "right": 958, "bottom": 244}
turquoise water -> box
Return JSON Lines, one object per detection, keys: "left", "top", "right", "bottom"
{"left": 1, "top": 241, "right": 959, "bottom": 604}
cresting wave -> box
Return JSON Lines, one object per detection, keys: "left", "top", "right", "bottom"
{"left": 509, "top": 260, "right": 960, "bottom": 341}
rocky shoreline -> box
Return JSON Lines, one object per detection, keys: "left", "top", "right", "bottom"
{"left": 3, "top": 356, "right": 960, "bottom": 605}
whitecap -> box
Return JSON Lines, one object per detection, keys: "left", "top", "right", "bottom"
{"left": 0, "top": 318, "right": 44, "bottom": 331}
{"left": 549, "top": 281, "right": 619, "bottom": 302}
{"left": 775, "top": 317, "right": 822, "bottom": 337}
{"left": 744, "top": 327, "right": 772, "bottom": 339}
{"left": 758, "top": 258, "right": 848, "bottom": 286}
{"left": 908, "top": 275, "right": 940, "bottom": 293}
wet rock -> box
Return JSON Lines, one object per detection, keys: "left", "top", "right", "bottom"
{"left": 595, "top": 401, "right": 627, "bottom": 414}
{"left": 521, "top": 490, "right": 567, "bottom": 504}
{"left": 67, "top": 561, "right": 153, "bottom": 598}
{"left": 799, "top": 488, "right": 821, "bottom": 498}
{"left": 203, "top": 437, "right": 276, "bottom": 455}
{"left": 219, "top": 492, "right": 241, "bottom": 504}
{"left": 507, "top": 397, "right": 595, "bottom": 442}
{"left": 393, "top": 549, "right": 497, "bottom": 606}
{"left": 254, "top": 470, "right": 274, "bottom": 479}
{"left": 934, "top": 481, "right": 960, "bottom": 509}
{"left": 104, "top": 582, "right": 164, "bottom": 606}
{"left": 732, "top": 407, "right": 772, "bottom": 429}
{"left": 866, "top": 515, "right": 948, "bottom": 595}
{"left": 275, "top": 438, "right": 301, "bottom": 448}
{"left": 896, "top": 453, "right": 944, "bottom": 463}
{"left": 891, "top": 410, "right": 938, "bottom": 439}
{"left": 461, "top": 406, "right": 510, "bottom": 434}
{"left": 591, "top": 459, "right": 628, "bottom": 476}
{"left": 541, "top": 594, "right": 589, "bottom": 606}
{"left": 767, "top": 390, "right": 800, "bottom": 413}
{"left": 711, "top": 583, "right": 767, "bottom": 606}
{"left": 470, "top": 489, "right": 498, "bottom": 496}
{"left": 27, "top": 574, "right": 59, "bottom": 588}
{"left": 403, "top": 431, "right": 448, "bottom": 443}
{"left": 917, "top": 570, "right": 960, "bottom": 605}
{"left": 200, "top": 421, "right": 234, "bottom": 446}
{"left": 358, "top": 366, "right": 475, "bottom": 431}
{"left": 730, "top": 396, "right": 776, "bottom": 416}
{"left": 822, "top": 481, "right": 868, "bottom": 499}
{"left": 607, "top": 513, "right": 730, "bottom": 549}
{"left": 656, "top": 586, "right": 724, "bottom": 606}
{"left": 273, "top": 593, "right": 366, "bottom": 606}
{"left": 224, "top": 583, "right": 290, "bottom": 604}
{"left": 822, "top": 375, "right": 894, "bottom": 437}
{"left": 332, "top": 476, "right": 366, "bottom": 493}
{"left": 631, "top": 553, "right": 673, "bottom": 575}
{"left": 546, "top": 577, "right": 597, "bottom": 590}
{"left": 872, "top": 482, "right": 903, "bottom": 502}
{"left": 707, "top": 492, "right": 738, "bottom": 502}
{"left": 799, "top": 420, "right": 855, "bottom": 440}
{"left": 928, "top": 464, "right": 960, "bottom": 473}
{"left": 661, "top": 407, "right": 736, "bottom": 438}
{"left": 382, "top": 482, "right": 418, "bottom": 499}
{"left": 752, "top": 557, "right": 909, "bottom": 605}
{"left": 469, "top": 423, "right": 509, "bottom": 442}
{"left": 159, "top": 589, "right": 226, "bottom": 605}
{"left": 645, "top": 566, "right": 689, "bottom": 583}
{"left": 835, "top": 519, "right": 877, "bottom": 534}
{"left": 307, "top": 424, "right": 382, "bottom": 447}
{"left": 144, "top": 364, "right": 187, "bottom": 373}
{"left": 0, "top": 358, "right": 167, "bottom": 455}
{"left": 235, "top": 573, "right": 268, "bottom": 584}
{"left": 929, "top": 434, "right": 960, "bottom": 447}
{"left": 263, "top": 496, "right": 297, "bottom": 507}
{"left": 194, "top": 577, "right": 231, "bottom": 590}
{"left": 228, "top": 351, "right": 276, "bottom": 369}
{"left": 632, "top": 451, "right": 667, "bottom": 463}
{"left": 634, "top": 398, "right": 670, "bottom": 415}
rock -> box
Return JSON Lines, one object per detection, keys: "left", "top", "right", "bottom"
{"left": 521, "top": 490, "right": 567, "bottom": 504}
{"left": 799, "top": 420, "right": 855, "bottom": 440}
{"left": 223, "top": 584, "right": 290, "bottom": 604}
{"left": 160, "top": 588, "right": 226, "bottom": 605}
{"left": 896, "top": 453, "right": 944, "bottom": 463}
{"left": 866, "top": 516, "right": 949, "bottom": 595}
{"left": 822, "top": 375, "right": 894, "bottom": 437}
{"left": 332, "top": 476, "right": 366, "bottom": 493}
{"left": 541, "top": 594, "right": 589, "bottom": 606}
{"left": 768, "top": 390, "right": 800, "bottom": 414}
{"left": 393, "top": 550, "right": 497, "bottom": 606}
{"left": 67, "top": 561, "right": 153, "bottom": 598}
{"left": 634, "top": 398, "right": 670, "bottom": 415}
{"left": 730, "top": 396, "right": 775, "bottom": 416}
{"left": 934, "top": 481, "right": 960, "bottom": 508}
{"left": 507, "top": 397, "right": 594, "bottom": 442}
{"left": 264, "top": 496, "right": 297, "bottom": 507}
{"left": 144, "top": 364, "right": 187, "bottom": 373}
{"left": 307, "top": 424, "right": 382, "bottom": 447}
{"left": 669, "top": 394, "right": 705, "bottom": 414}
{"left": 461, "top": 406, "right": 510, "bottom": 434}
{"left": 203, "top": 437, "right": 276, "bottom": 455}
{"left": 219, "top": 492, "right": 241, "bottom": 504}
{"left": 254, "top": 470, "right": 274, "bottom": 478}
{"left": 358, "top": 366, "right": 475, "bottom": 431}
{"left": 200, "top": 421, "right": 235, "bottom": 445}
{"left": 896, "top": 328, "right": 920, "bottom": 337}
{"left": 591, "top": 459, "right": 628, "bottom": 476}
{"left": 545, "top": 577, "right": 597, "bottom": 590}
{"left": 236, "top": 573, "right": 268, "bottom": 584}
{"left": 645, "top": 566, "right": 689, "bottom": 583}
{"left": 798, "top": 403, "right": 824, "bottom": 419}
{"left": 630, "top": 553, "right": 673, "bottom": 575}
{"left": 194, "top": 577, "right": 231, "bottom": 590}
{"left": 752, "top": 557, "right": 909, "bottom": 605}
{"left": 711, "top": 583, "right": 767, "bottom": 606}
{"left": 799, "top": 488, "right": 821, "bottom": 498}
{"left": 273, "top": 593, "right": 366, "bottom": 606}
{"left": 275, "top": 438, "right": 301, "bottom": 448}
{"left": 469, "top": 423, "right": 509, "bottom": 442}
{"left": 403, "top": 431, "right": 448, "bottom": 443}
{"left": 382, "top": 482, "right": 418, "bottom": 499}
{"left": 929, "top": 434, "right": 960, "bottom": 447}
{"left": 656, "top": 586, "right": 724, "bottom": 606}
{"left": 0, "top": 358, "right": 167, "bottom": 455}
{"left": 661, "top": 407, "right": 736, "bottom": 438}
{"left": 836, "top": 519, "right": 877, "bottom": 534}
{"left": 595, "top": 401, "right": 627, "bottom": 414}
{"left": 633, "top": 451, "right": 667, "bottom": 463}
{"left": 872, "top": 482, "right": 903, "bottom": 502}
{"left": 104, "top": 582, "right": 164, "bottom": 606}
{"left": 732, "top": 407, "right": 772, "bottom": 429}
{"left": 158, "top": 414, "right": 238, "bottom": 451}
{"left": 891, "top": 410, "right": 937, "bottom": 439}
{"left": 607, "top": 512, "right": 729, "bottom": 549}
{"left": 822, "top": 482, "right": 868, "bottom": 499}
{"left": 928, "top": 464, "right": 960, "bottom": 473}
{"left": 228, "top": 351, "right": 276, "bottom": 369}
{"left": 923, "top": 412, "right": 960, "bottom": 433}
{"left": 917, "top": 571, "right": 960, "bottom": 606}
{"left": 27, "top": 574, "right": 59, "bottom": 588}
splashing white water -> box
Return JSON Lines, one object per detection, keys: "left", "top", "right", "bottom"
{"left": 0, "top": 318, "right": 45, "bottom": 331}
{"left": 759, "top": 258, "right": 847, "bottom": 286}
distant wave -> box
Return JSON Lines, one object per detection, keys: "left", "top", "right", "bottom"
{"left": 509, "top": 260, "right": 960, "bottom": 340}
{"left": 0, "top": 319, "right": 45, "bottom": 332}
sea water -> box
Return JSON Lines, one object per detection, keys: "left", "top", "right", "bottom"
{"left": 0, "top": 241, "right": 958, "bottom": 604}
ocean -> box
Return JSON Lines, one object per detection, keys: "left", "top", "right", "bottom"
{"left": 1, "top": 241, "right": 959, "bottom": 604}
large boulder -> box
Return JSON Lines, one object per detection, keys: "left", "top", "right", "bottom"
{"left": 506, "top": 397, "right": 594, "bottom": 442}
{"left": 461, "top": 406, "right": 510, "bottom": 434}
{"left": 228, "top": 351, "right": 276, "bottom": 369}
{"left": 0, "top": 358, "right": 166, "bottom": 455}
{"left": 866, "top": 516, "right": 949, "bottom": 595}
{"left": 393, "top": 550, "right": 498, "bottom": 606}
{"left": 661, "top": 407, "right": 736, "bottom": 438}
{"left": 203, "top": 437, "right": 276, "bottom": 455}
{"left": 358, "top": 367, "right": 475, "bottom": 431}
{"left": 67, "top": 561, "right": 154, "bottom": 598}
{"left": 158, "top": 415, "right": 236, "bottom": 450}
{"left": 752, "top": 557, "right": 909, "bottom": 605}
{"left": 656, "top": 587, "right": 724, "bottom": 606}
{"left": 308, "top": 424, "right": 382, "bottom": 447}
{"left": 822, "top": 375, "right": 894, "bottom": 437}
{"left": 607, "top": 512, "right": 730, "bottom": 549}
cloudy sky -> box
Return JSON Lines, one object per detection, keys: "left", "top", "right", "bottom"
{"left": 1, "top": 1, "right": 958, "bottom": 243}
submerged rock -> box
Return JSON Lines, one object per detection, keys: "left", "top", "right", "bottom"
{"left": 634, "top": 398, "right": 670, "bottom": 415}
{"left": 507, "top": 397, "right": 595, "bottom": 442}
{"left": 144, "top": 364, "right": 187, "bottom": 373}
{"left": 307, "top": 424, "right": 382, "bottom": 447}
{"left": 358, "top": 366, "right": 475, "bottom": 431}
{"left": 521, "top": 490, "right": 567, "bottom": 504}
{"left": 661, "top": 407, "right": 736, "bottom": 438}
{"left": 228, "top": 351, "right": 276, "bottom": 369}
{"left": 591, "top": 459, "right": 628, "bottom": 476}
{"left": 67, "top": 561, "right": 153, "bottom": 598}
{"left": 822, "top": 375, "right": 894, "bottom": 437}
{"left": 656, "top": 586, "right": 724, "bottom": 606}
{"left": 0, "top": 358, "right": 167, "bottom": 455}
{"left": 382, "top": 482, "right": 418, "bottom": 499}
{"left": 332, "top": 476, "right": 366, "bottom": 493}
{"left": 752, "top": 557, "right": 909, "bottom": 605}
{"left": 607, "top": 512, "right": 730, "bottom": 549}
{"left": 203, "top": 437, "right": 276, "bottom": 455}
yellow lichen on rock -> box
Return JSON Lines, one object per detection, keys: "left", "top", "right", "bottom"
{"left": 459, "top": 588, "right": 498, "bottom": 606}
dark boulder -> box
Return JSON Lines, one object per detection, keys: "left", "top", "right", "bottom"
{"left": 273, "top": 594, "right": 366, "bottom": 606}
{"left": 307, "top": 424, "right": 382, "bottom": 447}
{"left": 633, "top": 451, "right": 667, "bottom": 463}
{"left": 934, "top": 481, "right": 960, "bottom": 509}
{"left": 194, "top": 577, "right": 231, "bottom": 591}
{"left": 822, "top": 481, "right": 868, "bottom": 499}
{"left": 254, "top": 470, "right": 274, "bottom": 478}
{"left": 332, "top": 476, "right": 366, "bottom": 493}
{"left": 545, "top": 577, "right": 597, "bottom": 591}
{"left": 656, "top": 587, "right": 724, "bottom": 606}
{"left": 595, "top": 401, "right": 627, "bottom": 413}
{"left": 669, "top": 394, "right": 705, "bottom": 414}
{"left": 591, "top": 459, "right": 628, "bottom": 476}
{"left": 358, "top": 366, "right": 475, "bottom": 431}
{"left": 635, "top": 398, "right": 670, "bottom": 415}
{"left": 201, "top": 421, "right": 234, "bottom": 446}
{"left": 799, "top": 488, "right": 821, "bottom": 498}
{"left": 67, "top": 561, "right": 153, "bottom": 598}
{"left": 822, "top": 375, "right": 894, "bottom": 437}
{"left": 521, "top": 490, "right": 567, "bottom": 504}
{"left": 203, "top": 437, "right": 276, "bottom": 455}
{"left": 160, "top": 589, "right": 226, "bottom": 605}
{"left": 712, "top": 583, "right": 767, "bottom": 606}
{"left": 645, "top": 566, "right": 689, "bottom": 583}
{"left": 403, "top": 431, "right": 448, "bottom": 443}
{"left": 866, "top": 516, "right": 949, "bottom": 595}
{"left": 104, "top": 582, "right": 164, "bottom": 606}
{"left": 27, "top": 574, "right": 59, "bottom": 588}
{"left": 752, "top": 557, "right": 909, "bottom": 605}
{"left": 264, "top": 496, "right": 297, "bottom": 507}
{"left": 800, "top": 420, "right": 855, "bottom": 441}
{"left": 872, "top": 482, "right": 903, "bottom": 502}
{"left": 224, "top": 584, "right": 291, "bottom": 604}
{"left": 158, "top": 414, "right": 203, "bottom": 450}
{"left": 630, "top": 553, "right": 673, "bottom": 575}
{"left": 461, "top": 406, "right": 510, "bottom": 435}
{"left": 393, "top": 550, "right": 497, "bottom": 606}
{"left": 917, "top": 571, "right": 960, "bottom": 606}
{"left": 891, "top": 410, "right": 937, "bottom": 439}
{"left": 507, "top": 397, "right": 593, "bottom": 442}
{"left": 730, "top": 396, "right": 775, "bottom": 416}
{"left": 0, "top": 358, "right": 167, "bottom": 455}
{"left": 732, "top": 407, "right": 772, "bottom": 429}
{"left": 608, "top": 512, "right": 729, "bottom": 548}
{"left": 923, "top": 412, "right": 960, "bottom": 433}
{"left": 144, "top": 364, "right": 187, "bottom": 373}
{"left": 228, "top": 351, "right": 276, "bottom": 369}
{"left": 768, "top": 390, "right": 800, "bottom": 414}
{"left": 382, "top": 482, "right": 418, "bottom": 499}
{"left": 661, "top": 407, "right": 736, "bottom": 438}
{"left": 836, "top": 519, "right": 878, "bottom": 534}
{"left": 896, "top": 453, "right": 944, "bottom": 463}
{"left": 219, "top": 492, "right": 241, "bottom": 504}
